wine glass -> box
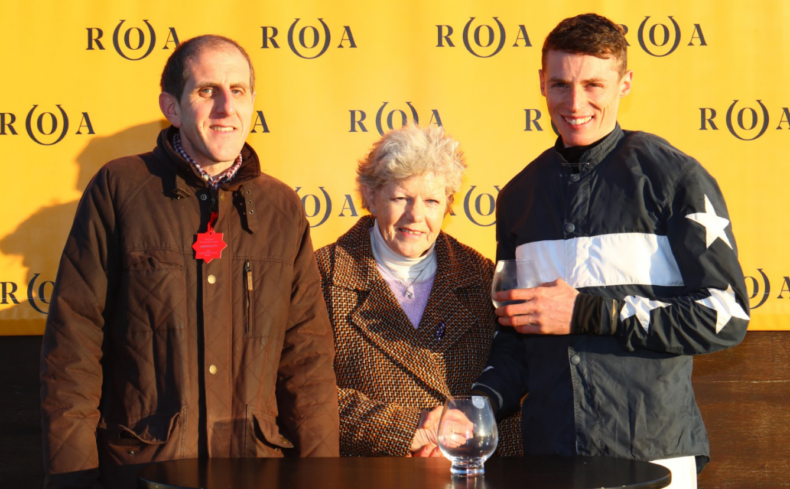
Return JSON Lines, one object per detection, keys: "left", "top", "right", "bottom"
{"left": 437, "top": 396, "right": 498, "bottom": 477}
{"left": 491, "top": 258, "right": 540, "bottom": 308}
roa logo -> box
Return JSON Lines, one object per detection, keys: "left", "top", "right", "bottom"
{"left": 0, "top": 274, "right": 55, "bottom": 315}
{"left": 261, "top": 19, "right": 357, "bottom": 59}
{"left": 0, "top": 105, "right": 95, "bottom": 145}
{"left": 294, "top": 188, "right": 361, "bottom": 228}
{"left": 436, "top": 17, "right": 532, "bottom": 58}
{"left": 522, "top": 109, "right": 561, "bottom": 137}
{"left": 86, "top": 20, "right": 180, "bottom": 60}
{"left": 699, "top": 100, "right": 790, "bottom": 141}
{"left": 618, "top": 16, "right": 707, "bottom": 57}
{"left": 744, "top": 268, "right": 790, "bottom": 309}
{"left": 463, "top": 186, "right": 500, "bottom": 227}
{"left": 349, "top": 102, "right": 444, "bottom": 135}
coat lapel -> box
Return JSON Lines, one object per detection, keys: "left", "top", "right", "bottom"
{"left": 416, "top": 234, "right": 483, "bottom": 356}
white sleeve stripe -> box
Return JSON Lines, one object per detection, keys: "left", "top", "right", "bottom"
{"left": 516, "top": 233, "right": 684, "bottom": 288}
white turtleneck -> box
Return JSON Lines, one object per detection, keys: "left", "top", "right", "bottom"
{"left": 370, "top": 219, "right": 438, "bottom": 283}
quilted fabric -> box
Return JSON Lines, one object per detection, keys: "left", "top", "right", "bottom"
{"left": 315, "top": 216, "right": 522, "bottom": 457}
{"left": 40, "top": 127, "right": 339, "bottom": 489}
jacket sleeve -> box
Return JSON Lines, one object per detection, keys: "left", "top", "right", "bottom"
{"left": 40, "top": 168, "right": 117, "bottom": 489}
{"left": 276, "top": 215, "right": 340, "bottom": 457}
{"left": 338, "top": 387, "right": 422, "bottom": 456}
{"left": 577, "top": 163, "right": 750, "bottom": 355}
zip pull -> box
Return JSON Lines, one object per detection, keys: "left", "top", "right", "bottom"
{"left": 245, "top": 261, "right": 253, "bottom": 291}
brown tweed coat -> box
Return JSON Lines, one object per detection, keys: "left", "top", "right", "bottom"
{"left": 315, "top": 216, "right": 522, "bottom": 457}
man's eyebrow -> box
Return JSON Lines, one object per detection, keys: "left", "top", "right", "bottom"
{"left": 547, "top": 76, "right": 607, "bottom": 84}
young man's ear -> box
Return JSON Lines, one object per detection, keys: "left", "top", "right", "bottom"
{"left": 539, "top": 69, "right": 547, "bottom": 97}
{"left": 159, "top": 92, "right": 182, "bottom": 128}
{"left": 620, "top": 70, "right": 634, "bottom": 98}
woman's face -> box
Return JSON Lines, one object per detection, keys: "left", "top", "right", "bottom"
{"left": 368, "top": 173, "right": 448, "bottom": 259}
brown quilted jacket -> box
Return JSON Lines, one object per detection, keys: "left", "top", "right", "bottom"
{"left": 40, "top": 127, "right": 339, "bottom": 489}
{"left": 315, "top": 216, "right": 522, "bottom": 457}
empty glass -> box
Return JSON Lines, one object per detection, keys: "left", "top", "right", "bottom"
{"left": 491, "top": 258, "right": 540, "bottom": 308}
{"left": 437, "top": 395, "right": 498, "bottom": 477}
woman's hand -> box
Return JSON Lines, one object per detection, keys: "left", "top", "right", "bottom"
{"left": 410, "top": 406, "right": 443, "bottom": 455}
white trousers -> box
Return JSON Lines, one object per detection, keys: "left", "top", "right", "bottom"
{"left": 651, "top": 456, "right": 698, "bottom": 489}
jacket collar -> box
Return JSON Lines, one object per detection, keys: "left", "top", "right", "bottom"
{"left": 553, "top": 123, "right": 624, "bottom": 172}
{"left": 154, "top": 126, "right": 262, "bottom": 193}
{"left": 330, "top": 215, "right": 480, "bottom": 292}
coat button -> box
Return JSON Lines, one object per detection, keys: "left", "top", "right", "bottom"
{"left": 207, "top": 275, "right": 216, "bottom": 284}
{"left": 564, "top": 223, "right": 575, "bottom": 233}
{"left": 570, "top": 354, "right": 581, "bottom": 365}
{"left": 569, "top": 173, "right": 580, "bottom": 182}
{"left": 200, "top": 194, "right": 208, "bottom": 201}
{"left": 248, "top": 209, "right": 254, "bottom": 215}
{"left": 209, "top": 365, "right": 218, "bottom": 375}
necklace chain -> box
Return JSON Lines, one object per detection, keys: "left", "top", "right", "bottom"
{"left": 382, "top": 259, "right": 431, "bottom": 299}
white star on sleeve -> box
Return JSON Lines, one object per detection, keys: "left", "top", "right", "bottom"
{"left": 696, "top": 285, "right": 750, "bottom": 333}
{"left": 685, "top": 194, "right": 733, "bottom": 249}
{"left": 620, "top": 296, "right": 671, "bottom": 333}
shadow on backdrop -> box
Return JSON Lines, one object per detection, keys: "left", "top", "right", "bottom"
{"left": 0, "top": 120, "right": 169, "bottom": 329}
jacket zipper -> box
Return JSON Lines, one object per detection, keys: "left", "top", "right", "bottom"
{"left": 245, "top": 260, "right": 253, "bottom": 335}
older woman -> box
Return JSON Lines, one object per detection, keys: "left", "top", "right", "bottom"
{"left": 315, "top": 124, "right": 521, "bottom": 457}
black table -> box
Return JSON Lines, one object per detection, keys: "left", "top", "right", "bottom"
{"left": 138, "top": 456, "right": 671, "bottom": 489}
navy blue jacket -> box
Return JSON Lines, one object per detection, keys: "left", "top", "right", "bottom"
{"left": 473, "top": 125, "right": 749, "bottom": 468}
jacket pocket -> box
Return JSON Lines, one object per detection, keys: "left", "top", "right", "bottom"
{"left": 245, "top": 260, "right": 255, "bottom": 337}
{"left": 244, "top": 408, "right": 294, "bottom": 458}
{"left": 98, "top": 409, "right": 184, "bottom": 467}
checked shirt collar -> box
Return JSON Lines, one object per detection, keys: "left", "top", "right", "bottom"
{"left": 173, "top": 132, "right": 242, "bottom": 190}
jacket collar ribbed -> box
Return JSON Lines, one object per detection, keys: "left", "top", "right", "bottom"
{"left": 553, "top": 123, "right": 624, "bottom": 172}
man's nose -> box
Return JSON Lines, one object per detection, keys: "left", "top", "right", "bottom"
{"left": 566, "top": 85, "right": 585, "bottom": 112}
{"left": 214, "top": 88, "right": 236, "bottom": 116}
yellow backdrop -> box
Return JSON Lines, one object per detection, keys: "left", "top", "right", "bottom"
{"left": 1, "top": 0, "right": 788, "bottom": 334}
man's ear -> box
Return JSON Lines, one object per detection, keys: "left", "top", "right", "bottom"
{"left": 539, "top": 69, "right": 547, "bottom": 97}
{"left": 159, "top": 92, "right": 182, "bottom": 128}
{"left": 620, "top": 70, "right": 633, "bottom": 98}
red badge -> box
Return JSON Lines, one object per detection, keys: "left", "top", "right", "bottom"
{"left": 193, "top": 212, "right": 227, "bottom": 263}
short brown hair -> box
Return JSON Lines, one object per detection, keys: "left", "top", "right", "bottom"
{"left": 160, "top": 35, "right": 255, "bottom": 102}
{"left": 542, "top": 14, "right": 628, "bottom": 77}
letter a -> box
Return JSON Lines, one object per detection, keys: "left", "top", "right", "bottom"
{"left": 512, "top": 25, "right": 532, "bottom": 47}
{"left": 251, "top": 111, "right": 270, "bottom": 133}
{"left": 338, "top": 26, "right": 357, "bottom": 48}
{"left": 688, "top": 24, "right": 707, "bottom": 46}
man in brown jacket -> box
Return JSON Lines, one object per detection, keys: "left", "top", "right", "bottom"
{"left": 40, "top": 35, "right": 339, "bottom": 489}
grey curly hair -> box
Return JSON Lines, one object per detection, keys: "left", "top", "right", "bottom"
{"left": 356, "top": 124, "right": 467, "bottom": 213}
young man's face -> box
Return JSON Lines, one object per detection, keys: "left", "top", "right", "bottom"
{"left": 540, "top": 50, "right": 632, "bottom": 148}
{"left": 161, "top": 46, "right": 256, "bottom": 167}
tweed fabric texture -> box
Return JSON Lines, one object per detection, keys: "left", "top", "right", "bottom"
{"left": 316, "top": 216, "right": 522, "bottom": 457}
